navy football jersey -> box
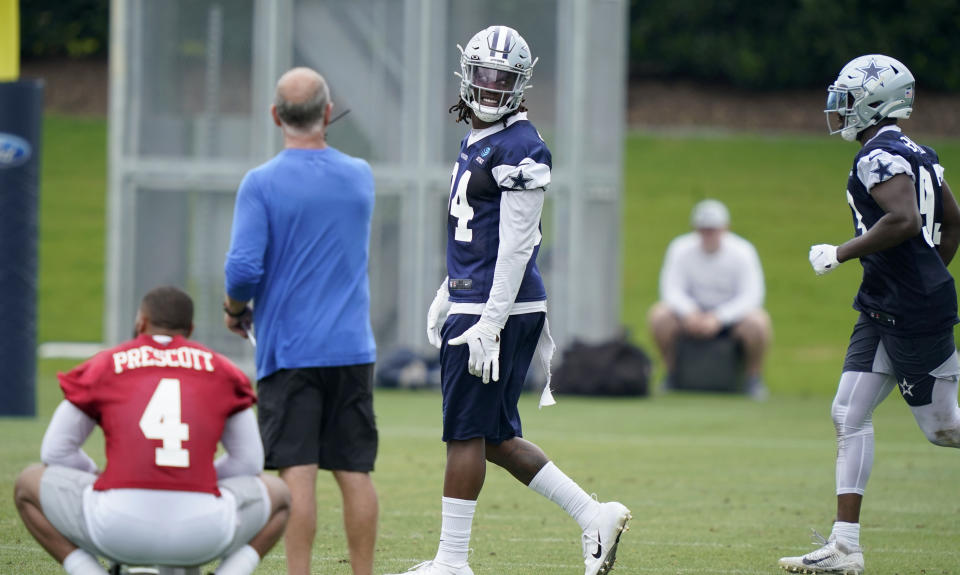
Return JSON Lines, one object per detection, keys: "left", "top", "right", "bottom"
{"left": 846, "top": 127, "right": 958, "bottom": 335}
{"left": 446, "top": 115, "right": 550, "bottom": 304}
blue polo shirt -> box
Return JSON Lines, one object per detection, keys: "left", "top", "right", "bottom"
{"left": 225, "top": 147, "right": 377, "bottom": 379}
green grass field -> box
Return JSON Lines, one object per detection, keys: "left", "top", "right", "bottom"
{"left": 3, "top": 367, "right": 959, "bottom": 574}
{"left": 36, "top": 115, "right": 107, "bottom": 344}
{"left": 5, "top": 116, "right": 960, "bottom": 574}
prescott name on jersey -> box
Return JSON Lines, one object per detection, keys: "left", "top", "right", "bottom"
{"left": 58, "top": 334, "right": 256, "bottom": 495}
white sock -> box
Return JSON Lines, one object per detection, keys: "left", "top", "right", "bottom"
{"left": 62, "top": 549, "right": 105, "bottom": 575}
{"left": 215, "top": 544, "right": 261, "bottom": 575}
{"left": 831, "top": 521, "right": 861, "bottom": 549}
{"left": 528, "top": 461, "right": 601, "bottom": 530}
{"left": 434, "top": 497, "right": 476, "bottom": 567}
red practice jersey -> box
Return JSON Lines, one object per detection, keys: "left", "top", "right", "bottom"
{"left": 58, "top": 334, "right": 256, "bottom": 495}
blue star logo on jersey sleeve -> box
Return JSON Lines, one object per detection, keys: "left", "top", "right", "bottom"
{"left": 857, "top": 59, "right": 888, "bottom": 85}
{"left": 509, "top": 170, "right": 532, "bottom": 190}
{"left": 871, "top": 159, "right": 893, "bottom": 181}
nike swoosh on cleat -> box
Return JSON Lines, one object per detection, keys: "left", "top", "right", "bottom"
{"left": 802, "top": 556, "right": 831, "bottom": 566}
{"left": 592, "top": 530, "right": 603, "bottom": 559}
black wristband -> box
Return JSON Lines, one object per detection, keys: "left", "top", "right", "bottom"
{"left": 223, "top": 304, "right": 248, "bottom": 318}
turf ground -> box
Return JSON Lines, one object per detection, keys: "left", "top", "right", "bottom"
{"left": 4, "top": 116, "right": 959, "bottom": 573}
{"left": 3, "top": 365, "right": 959, "bottom": 574}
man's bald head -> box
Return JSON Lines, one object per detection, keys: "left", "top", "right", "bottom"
{"left": 274, "top": 67, "right": 330, "bottom": 132}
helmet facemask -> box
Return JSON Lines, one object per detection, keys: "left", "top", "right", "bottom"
{"left": 825, "top": 85, "right": 862, "bottom": 142}
{"left": 460, "top": 60, "right": 529, "bottom": 122}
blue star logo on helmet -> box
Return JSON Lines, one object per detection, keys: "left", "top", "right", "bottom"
{"left": 857, "top": 59, "right": 888, "bottom": 86}
{"left": 480, "top": 146, "right": 491, "bottom": 158}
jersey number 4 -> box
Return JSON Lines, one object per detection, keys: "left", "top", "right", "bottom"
{"left": 450, "top": 164, "right": 474, "bottom": 242}
{"left": 139, "top": 378, "right": 190, "bottom": 468}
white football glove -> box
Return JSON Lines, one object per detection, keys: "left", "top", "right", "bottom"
{"left": 447, "top": 318, "right": 502, "bottom": 384}
{"left": 809, "top": 244, "right": 841, "bottom": 275}
{"left": 426, "top": 280, "right": 452, "bottom": 349}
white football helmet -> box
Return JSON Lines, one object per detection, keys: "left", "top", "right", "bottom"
{"left": 825, "top": 54, "right": 915, "bottom": 141}
{"left": 457, "top": 25, "right": 537, "bottom": 123}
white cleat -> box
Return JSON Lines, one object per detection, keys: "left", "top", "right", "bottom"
{"left": 779, "top": 531, "right": 864, "bottom": 575}
{"left": 582, "top": 501, "right": 632, "bottom": 575}
{"left": 383, "top": 560, "right": 474, "bottom": 575}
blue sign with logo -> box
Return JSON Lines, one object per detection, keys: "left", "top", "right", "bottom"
{"left": 0, "top": 132, "right": 32, "bottom": 169}
{"left": 0, "top": 79, "right": 44, "bottom": 416}
{"left": 480, "top": 146, "right": 491, "bottom": 158}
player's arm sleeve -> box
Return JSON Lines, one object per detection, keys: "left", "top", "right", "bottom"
{"left": 482, "top": 155, "right": 550, "bottom": 327}
{"left": 659, "top": 238, "right": 699, "bottom": 317}
{"left": 215, "top": 407, "right": 264, "bottom": 479}
{"left": 481, "top": 190, "right": 544, "bottom": 327}
{"left": 857, "top": 149, "right": 914, "bottom": 192}
{"left": 57, "top": 356, "right": 103, "bottom": 420}
{"left": 224, "top": 171, "right": 268, "bottom": 302}
{"left": 713, "top": 240, "right": 765, "bottom": 325}
{"left": 41, "top": 400, "right": 98, "bottom": 473}
{"left": 221, "top": 356, "right": 258, "bottom": 416}
{"left": 436, "top": 276, "right": 450, "bottom": 299}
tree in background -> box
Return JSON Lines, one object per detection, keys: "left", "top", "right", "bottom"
{"left": 17, "top": 0, "right": 960, "bottom": 92}
{"left": 630, "top": 0, "right": 960, "bottom": 91}
{"left": 20, "top": 0, "right": 108, "bottom": 59}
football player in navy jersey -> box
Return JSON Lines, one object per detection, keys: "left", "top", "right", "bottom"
{"left": 779, "top": 55, "right": 960, "bottom": 575}
{"left": 387, "top": 26, "right": 629, "bottom": 575}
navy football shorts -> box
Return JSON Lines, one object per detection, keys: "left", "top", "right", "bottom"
{"left": 440, "top": 312, "right": 545, "bottom": 443}
{"left": 257, "top": 364, "right": 378, "bottom": 471}
{"left": 843, "top": 313, "right": 960, "bottom": 406}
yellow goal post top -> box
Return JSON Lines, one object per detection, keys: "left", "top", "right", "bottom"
{"left": 0, "top": 0, "right": 19, "bottom": 82}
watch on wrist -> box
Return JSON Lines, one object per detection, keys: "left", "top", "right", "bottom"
{"left": 223, "top": 304, "right": 247, "bottom": 318}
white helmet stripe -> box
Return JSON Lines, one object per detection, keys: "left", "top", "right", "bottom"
{"left": 488, "top": 26, "right": 513, "bottom": 60}
{"left": 489, "top": 27, "right": 501, "bottom": 58}
{"left": 502, "top": 28, "right": 513, "bottom": 59}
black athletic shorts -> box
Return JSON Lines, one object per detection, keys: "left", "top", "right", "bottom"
{"left": 257, "top": 364, "right": 377, "bottom": 471}
{"left": 843, "top": 313, "right": 959, "bottom": 407}
{"left": 440, "top": 313, "right": 544, "bottom": 443}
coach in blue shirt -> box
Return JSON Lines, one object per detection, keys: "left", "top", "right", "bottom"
{"left": 223, "top": 67, "right": 378, "bottom": 575}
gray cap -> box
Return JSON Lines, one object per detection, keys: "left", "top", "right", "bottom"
{"left": 691, "top": 199, "right": 730, "bottom": 229}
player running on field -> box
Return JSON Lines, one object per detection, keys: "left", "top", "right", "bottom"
{"left": 779, "top": 54, "right": 960, "bottom": 575}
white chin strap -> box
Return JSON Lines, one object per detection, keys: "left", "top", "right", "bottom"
{"left": 467, "top": 99, "right": 507, "bottom": 122}
{"left": 841, "top": 115, "right": 865, "bottom": 142}
{"left": 473, "top": 109, "right": 505, "bottom": 122}
{"left": 465, "top": 97, "right": 508, "bottom": 123}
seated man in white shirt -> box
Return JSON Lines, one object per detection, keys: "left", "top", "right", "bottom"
{"left": 647, "top": 199, "right": 772, "bottom": 398}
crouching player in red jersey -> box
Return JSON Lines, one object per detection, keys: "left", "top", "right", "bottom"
{"left": 14, "top": 286, "right": 290, "bottom": 575}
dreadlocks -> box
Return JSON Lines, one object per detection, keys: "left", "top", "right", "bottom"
{"left": 448, "top": 99, "right": 528, "bottom": 127}
{"left": 448, "top": 100, "right": 472, "bottom": 125}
